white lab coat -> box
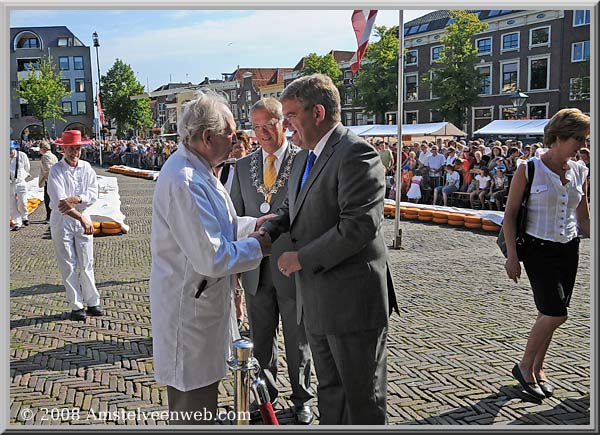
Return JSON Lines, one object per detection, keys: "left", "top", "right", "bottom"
{"left": 150, "top": 145, "right": 263, "bottom": 392}
{"left": 47, "top": 159, "right": 100, "bottom": 310}
{"left": 9, "top": 150, "right": 31, "bottom": 226}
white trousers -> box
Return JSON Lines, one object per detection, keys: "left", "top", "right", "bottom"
{"left": 50, "top": 213, "right": 101, "bottom": 311}
{"left": 10, "top": 181, "right": 29, "bottom": 226}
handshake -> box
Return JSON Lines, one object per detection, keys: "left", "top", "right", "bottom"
{"left": 248, "top": 213, "right": 276, "bottom": 256}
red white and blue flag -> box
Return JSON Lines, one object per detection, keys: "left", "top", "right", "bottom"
{"left": 350, "top": 10, "right": 378, "bottom": 74}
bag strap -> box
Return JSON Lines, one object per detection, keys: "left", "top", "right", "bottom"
{"left": 522, "top": 159, "right": 535, "bottom": 206}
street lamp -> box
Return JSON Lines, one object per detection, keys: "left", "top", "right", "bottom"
{"left": 92, "top": 31, "right": 103, "bottom": 164}
{"left": 509, "top": 88, "right": 529, "bottom": 119}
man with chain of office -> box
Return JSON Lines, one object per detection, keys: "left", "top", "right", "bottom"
{"left": 230, "top": 97, "right": 314, "bottom": 424}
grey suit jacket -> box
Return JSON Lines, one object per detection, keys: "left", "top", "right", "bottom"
{"left": 263, "top": 124, "right": 399, "bottom": 335}
{"left": 230, "top": 146, "right": 298, "bottom": 299}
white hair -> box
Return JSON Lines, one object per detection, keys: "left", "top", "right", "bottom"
{"left": 177, "top": 90, "right": 230, "bottom": 148}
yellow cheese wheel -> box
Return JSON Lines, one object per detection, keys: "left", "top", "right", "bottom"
{"left": 432, "top": 217, "right": 448, "bottom": 224}
{"left": 101, "top": 227, "right": 122, "bottom": 235}
{"left": 404, "top": 213, "right": 419, "bottom": 220}
{"left": 464, "top": 215, "right": 482, "bottom": 224}
{"left": 432, "top": 211, "right": 450, "bottom": 219}
{"left": 92, "top": 221, "right": 101, "bottom": 229}
{"left": 101, "top": 221, "right": 121, "bottom": 230}
{"left": 418, "top": 209, "right": 433, "bottom": 217}
{"left": 464, "top": 222, "right": 482, "bottom": 229}
{"left": 482, "top": 223, "right": 501, "bottom": 232}
{"left": 418, "top": 216, "right": 433, "bottom": 222}
{"left": 447, "top": 219, "right": 464, "bottom": 226}
{"left": 93, "top": 227, "right": 101, "bottom": 235}
{"left": 448, "top": 213, "right": 466, "bottom": 221}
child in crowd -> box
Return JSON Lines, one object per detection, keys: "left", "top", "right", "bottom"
{"left": 469, "top": 167, "right": 491, "bottom": 209}
{"left": 407, "top": 169, "right": 423, "bottom": 203}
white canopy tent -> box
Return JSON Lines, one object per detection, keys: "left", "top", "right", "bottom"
{"left": 474, "top": 119, "right": 548, "bottom": 136}
{"left": 359, "top": 122, "right": 467, "bottom": 137}
{"left": 286, "top": 122, "right": 467, "bottom": 139}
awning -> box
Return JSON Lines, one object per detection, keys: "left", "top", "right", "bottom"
{"left": 474, "top": 119, "right": 548, "bottom": 136}
{"left": 355, "top": 122, "right": 467, "bottom": 137}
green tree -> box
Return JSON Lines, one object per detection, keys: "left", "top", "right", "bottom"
{"left": 100, "top": 59, "right": 152, "bottom": 138}
{"left": 421, "top": 10, "right": 488, "bottom": 128}
{"left": 16, "top": 56, "right": 71, "bottom": 138}
{"left": 299, "top": 52, "right": 343, "bottom": 88}
{"left": 566, "top": 59, "right": 590, "bottom": 102}
{"left": 353, "top": 26, "right": 399, "bottom": 123}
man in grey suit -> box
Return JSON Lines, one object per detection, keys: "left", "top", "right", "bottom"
{"left": 261, "top": 74, "right": 399, "bottom": 425}
{"left": 230, "top": 98, "right": 314, "bottom": 424}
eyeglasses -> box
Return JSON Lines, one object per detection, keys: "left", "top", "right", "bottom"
{"left": 252, "top": 120, "right": 280, "bottom": 131}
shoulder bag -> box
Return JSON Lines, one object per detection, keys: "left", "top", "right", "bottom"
{"left": 497, "top": 159, "right": 535, "bottom": 260}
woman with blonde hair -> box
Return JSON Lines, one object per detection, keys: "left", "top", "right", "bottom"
{"left": 504, "top": 108, "right": 590, "bottom": 400}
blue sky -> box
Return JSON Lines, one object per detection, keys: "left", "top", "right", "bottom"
{"left": 10, "top": 9, "right": 433, "bottom": 91}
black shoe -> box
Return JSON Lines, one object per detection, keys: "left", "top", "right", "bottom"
{"left": 512, "top": 364, "right": 546, "bottom": 400}
{"left": 538, "top": 380, "right": 555, "bottom": 398}
{"left": 11, "top": 226, "right": 21, "bottom": 231}
{"left": 294, "top": 405, "right": 314, "bottom": 425}
{"left": 23, "top": 219, "right": 29, "bottom": 226}
{"left": 70, "top": 309, "right": 86, "bottom": 321}
{"left": 86, "top": 305, "right": 104, "bottom": 316}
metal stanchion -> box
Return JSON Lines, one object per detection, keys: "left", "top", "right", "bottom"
{"left": 227, "top": 339, "right": 258, "bottom": 425}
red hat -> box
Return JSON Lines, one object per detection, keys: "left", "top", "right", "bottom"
{"left": 61, "top": 130, "right": 84, "bottom": 146}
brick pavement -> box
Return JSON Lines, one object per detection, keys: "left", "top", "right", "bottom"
{"left": 9, "top": 162, "right": 591, "bottom": 426}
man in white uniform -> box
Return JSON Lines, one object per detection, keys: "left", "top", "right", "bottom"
{"left": 150, "top": 91, "right": 272, "bottom": 425}
{"left": 9, "top": 140, "right": 31, "bottom": 230}
{"left": 47, "top": 130, "right": 103, "bottom": 321}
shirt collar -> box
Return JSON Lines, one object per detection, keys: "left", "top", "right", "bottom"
{"left": 261, "top": 139, "right": 288, "bottom": 163}
{"left": 313, "top": 122, "right": 340, "bottom": 158}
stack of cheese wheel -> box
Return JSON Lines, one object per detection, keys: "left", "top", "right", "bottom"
{"left": 482, "top": 218, "right": 502, "bottom": 232}
{"left": 383, "top": 203, "right": 396, "bottom": 218}
{"left": 27, "top": 198, "right": 41, "bottom": 214}
{"left": 101, "top": 221, "right": 122, "bottom": 235}
{"left": 447, "top": 213, "right": 466, "bottom": 226}
{"left": 92, "top": 221, "right": 101, "bottom": 235}
{"left": 418, "top": 209, "right": 433, "bottom": 222}
{"left": 464, "top": 215, "right": 482, "bottom": 229}
{"left": 432, "top": 211, "right": 449, "bottom": 224}
{"left": 403, "top": 207, "right": 419, "bottom": 220}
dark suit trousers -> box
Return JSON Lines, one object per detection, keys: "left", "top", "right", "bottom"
{"left": 305, "top": 325, "right": 388, "bottom": 425}
{"left": 245, "top": 260, "right": 313, "bottom": 407}
{"left": 167, "top": 381, "right": 219, "bottom": 425}
{"left": 43, "top": 183, "right": 51, "bottom": 221}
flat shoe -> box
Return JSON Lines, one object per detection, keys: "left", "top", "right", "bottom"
{"left": 512, "top": 364, "right": 546, "bottom": 400}
{"left": 538, "top": 380, "right": 555, "bottom": 398}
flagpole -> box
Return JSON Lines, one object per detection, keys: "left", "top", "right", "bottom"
{"left": 392, "top": 9, "right": 404, "bottom": 249}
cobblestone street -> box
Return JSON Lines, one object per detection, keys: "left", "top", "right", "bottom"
{"left": 9, "top": 162, "right": 591, "bottom": 427}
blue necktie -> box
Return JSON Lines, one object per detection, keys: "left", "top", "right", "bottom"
{"left": 300, "top": 151, "right": 316, "bottom": 188}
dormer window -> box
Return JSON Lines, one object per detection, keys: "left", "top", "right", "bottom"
{"left": 14, "top": 31, "right": 42, "bottom": 50}
{"left": 58, "top": 37, "right": 68, "bottom": 47}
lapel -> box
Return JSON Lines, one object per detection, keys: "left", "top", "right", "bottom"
{"left": 291, "top": 124, "right": 346, "bottom": 224}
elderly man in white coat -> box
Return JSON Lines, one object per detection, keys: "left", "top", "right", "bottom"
{"left": 149, "top": 91, "right": 272, "bottom": 425}
{"left": 47, "top": 130, "right": 103, "bottom": 321}
{"left": 9, "top": 140, "right": 31, "bottom": 230}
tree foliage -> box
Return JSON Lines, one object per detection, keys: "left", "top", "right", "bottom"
{"left": 421, "top": 10, "right": 488, "bottom": 128}
{"left": 299, "top": 52, "right": 343, "bottom": 88}
{"left": 353, "top": 26, "right": 399, "bottom": 123}
{"left": 567, "top": 59, "right": 590, "bottom": 102}
{"left": 16, "top": 56, "right": 71, "bottom": 138}
{"left": 100, "top": 59, "right": 153, "bottom": 138}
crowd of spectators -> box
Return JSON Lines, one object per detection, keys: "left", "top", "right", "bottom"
{"left": 367, "top": 136, "right": 591, "bottom": 211}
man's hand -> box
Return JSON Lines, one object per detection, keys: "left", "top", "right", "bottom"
{"left": 80, "top": 217, "right": 94, "bottom": 235}
{"left": 58, "top": 197, "right": 80, "bottom": 214}
{"left": 255, "top": 213, "right": 277, "bottom": 230}
{"left": 249, "top": 231, "right": 272, "bottom": 256}
{"left": 277, "top": 251, "right": 302, "bottom": 277}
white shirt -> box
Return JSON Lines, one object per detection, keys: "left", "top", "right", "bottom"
{"left": 261, "top": 139, "right": 289, "bottom": 174}
{"left": 312, "top": 123, "right": 340, "bottom": 160}
{"left": 445, "top": 170, "right": 460, "bottom": 188}
{"left": 9, "top": 150, "right": 30, "bottom": 184}
{"left": 47, "top": 158, "right": 98, "bottom": 213}
{"left": 526, "top": 157, "right": 588, "bottom": 243}
{"left": 425, "top": 153, "right": 446, "bottom": 176}
{"left": 475, "top": 174, "right": 491, "bottom": 190}
{"left": 445, "top": 154, "right": 457, "bottom": 166}
{"left": 417, "top": 150, "right": 431, "bottom": 166}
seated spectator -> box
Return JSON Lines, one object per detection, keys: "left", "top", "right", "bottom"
{"left": 487, "top": 145, "right": 504, "bottom": 170}
{"left": 488, "top": 165, "right": 509, "bottom": 210}
{"left": 433, "top": 164, "right": 460, "bottom": 206}
{"left": 402, "top": 151, "right": 418, "bottom": 171}
{"left": 469, "top": 167, "right": 491, "bottom": 209}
